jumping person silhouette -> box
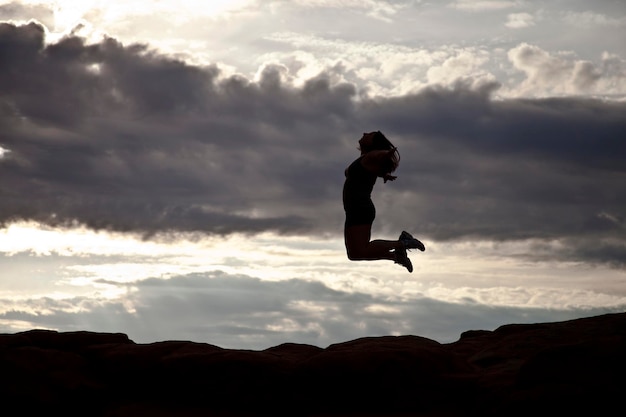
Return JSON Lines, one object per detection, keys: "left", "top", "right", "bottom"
{"left": 343, "top": 131, "right": 425, "bottom": 272}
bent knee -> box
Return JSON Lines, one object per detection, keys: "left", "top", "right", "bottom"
{"left": 346, "top": 247, "right": 366, "bottom": 261}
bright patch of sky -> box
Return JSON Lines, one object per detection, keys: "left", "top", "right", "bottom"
{"left": 2, "top": 221, "right": 624, "bottom": 316}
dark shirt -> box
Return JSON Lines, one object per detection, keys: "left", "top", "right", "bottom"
{"left": 343, "top": 156, "right": 377, "bottom": 208}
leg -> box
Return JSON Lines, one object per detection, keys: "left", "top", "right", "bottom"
{"left": 344, "top": 224, "right": 402, "bottom": 261}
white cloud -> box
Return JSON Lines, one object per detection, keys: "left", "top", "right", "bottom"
{"left": 0, "top": 221, "right": 176, "bottom": 257}
{"left": 449, "top": 0, "right": 524, "bottom": 11}
{"left": 506, "top": 43, "right": 626, "bottom": 97}
{"left": 3, "top": 221, "right": 625, "bottom": 308}
{"left": 2, "top": 220, "right": 625, "bottom": 348}
{"left": 426, "top": 48, "right": 496, "bottom": 88}
{"left": 2, "top": 270, "right": 624, "bottom": 348}
{"left": 258, "top": 32, "right": 504, "bottom": 96}
{"left": 8, "top": 1, "right": 623, "bottom": 100}
{"left": 505, "top": 12, "right": 534, "bottom": 28}
{"left": 52, "top": 0, "right": 256, "bottom": 25}
{"left": 563, "top": 11, "right": 626, "bottom": 28}
{"left": 287, "top": 0, "right": 402, "bottom": 21}
{"left": 423, "top": 285, "right": 626, "bottom": 309}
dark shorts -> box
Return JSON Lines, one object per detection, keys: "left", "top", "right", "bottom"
{"left": 344, "top": 199, "right": 376, "bottom": 227}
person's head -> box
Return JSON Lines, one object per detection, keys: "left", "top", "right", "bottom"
{"left": 359, "top": 131, "right": 393, "bottom": 152}
{"left": 359, "top": 131, "right": 400, "bottom": 173}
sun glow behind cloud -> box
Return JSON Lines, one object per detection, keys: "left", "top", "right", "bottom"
{"left": 1, "top": 220, "right": 625, "bottom": 347}
{"left": 41, "top": 0, "right": 256, "bottom": 29}
{"left": 2, "top": 221, "right": 625, "bottom": 310}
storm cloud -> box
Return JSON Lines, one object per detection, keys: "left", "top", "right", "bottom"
{"left": 1, "top": 21, "right": 625, "bottom": 267}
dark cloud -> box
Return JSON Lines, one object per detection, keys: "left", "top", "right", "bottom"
{"left": 1, "top": 272, "right": 623, "bottom": 349}
{"left": 369, "top": 86, "right": 626, "bottom": 244}
{"left": 1, "top": 22, "right": 625, "bottom": 266}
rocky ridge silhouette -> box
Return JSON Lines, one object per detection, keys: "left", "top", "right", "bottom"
{"left": 2, "top": 312, "right": 625, "bottom": 416}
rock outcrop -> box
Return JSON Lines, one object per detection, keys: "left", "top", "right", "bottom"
{"left": 2, "top": 312, "right": 625, "bottom": 416}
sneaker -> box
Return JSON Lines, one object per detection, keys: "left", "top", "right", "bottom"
{"left": 399, "top": 231, "right": 425, "bottom": 252}
{"left": 394, "top": 246, "right": 413, "bottom": 273}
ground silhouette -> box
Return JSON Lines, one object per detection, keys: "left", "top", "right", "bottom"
{"left": 2, "top": 312, "right": 625, "bottom": 416}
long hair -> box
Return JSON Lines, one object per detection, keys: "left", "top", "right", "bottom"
{"left": 368, "top": 131, "right": 400, "bottom": 173}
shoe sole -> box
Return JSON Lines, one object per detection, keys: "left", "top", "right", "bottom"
{"left": 400, "top": 231, "right": 425, "bottom": 252}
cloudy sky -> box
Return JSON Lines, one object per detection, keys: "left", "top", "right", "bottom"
{"left": 1, "top": 0, "right": 625, "bottom": 349}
